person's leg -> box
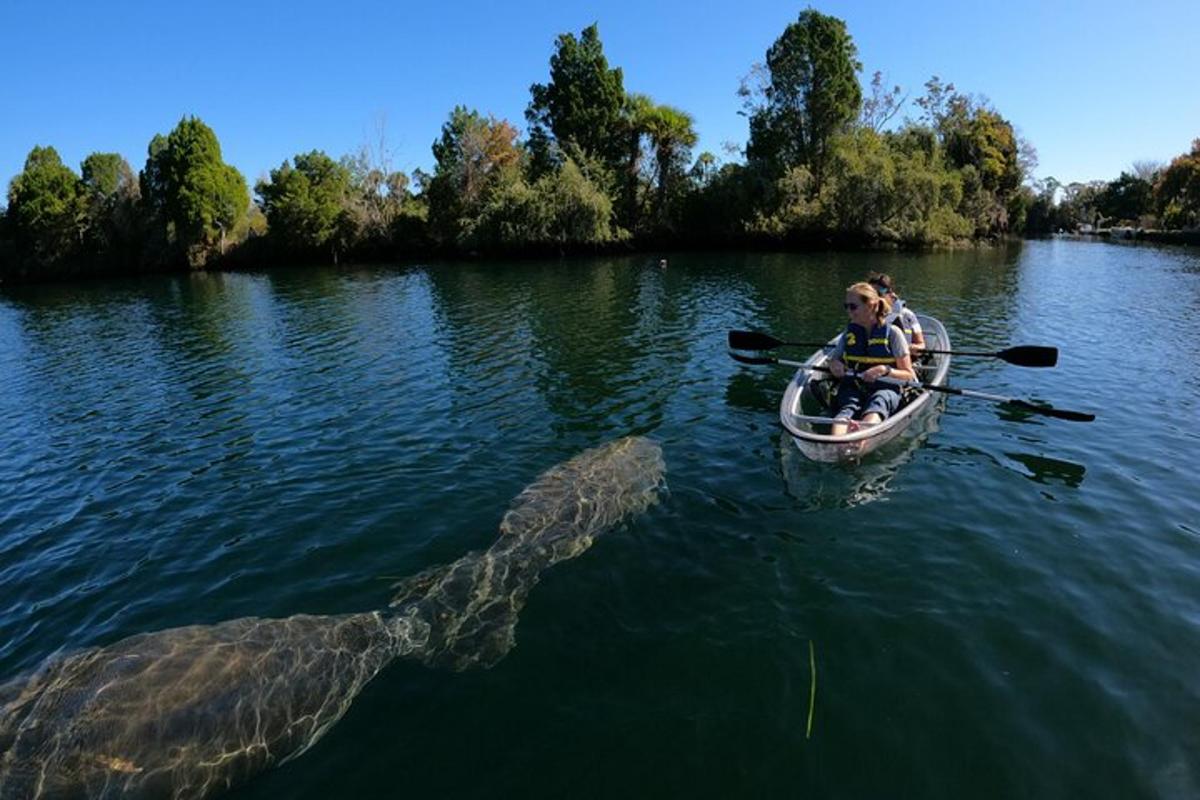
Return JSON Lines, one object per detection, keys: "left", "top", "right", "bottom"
{"left": 860, "top": 388, "right": 902, "bottom": 426}
{"left": 831, "top": 380, "right": 863, "bottom": 436}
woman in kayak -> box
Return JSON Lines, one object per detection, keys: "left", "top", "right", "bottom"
{"left": 828, "top": 281, "right": 916, "bottom": 434}
{"left": 867, "top": 271, "right": 925, "bottom": 353}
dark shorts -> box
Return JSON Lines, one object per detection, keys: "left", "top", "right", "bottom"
{"left": 833, "top": 378, "right": 902, "bottom": 421}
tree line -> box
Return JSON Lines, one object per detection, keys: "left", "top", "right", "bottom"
{"left": 1023, "top": 141, "right": 1200, "bottom": 235}
{"left": 3, "top": 11, "right": 1198, "bottom": 283}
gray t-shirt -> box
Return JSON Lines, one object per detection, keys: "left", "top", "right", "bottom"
{"left": 828, "top": 324, "right": 910, "bottom": 368}
{"left": 896, "top": 307, "right": 923, "bottom": 343}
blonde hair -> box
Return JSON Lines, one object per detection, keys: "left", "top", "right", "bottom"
{"left": 847, "top": 281, "right": 892, "bottom": 327}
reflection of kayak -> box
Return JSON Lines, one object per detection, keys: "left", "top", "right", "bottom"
{"left": 780, "top": 315, "right": 951, "bottom": 463}
{"left": 778, "top": 405, "right": 943, "bottom": 508}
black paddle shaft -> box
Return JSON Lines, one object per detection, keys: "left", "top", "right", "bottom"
{"left": 727, "top": 330, "right": 1058, "bottom": 368}
{"left": 728, "top": 351, "right": 1094, "bottom": 422}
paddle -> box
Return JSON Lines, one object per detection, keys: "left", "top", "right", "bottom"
{"left": 727, "top": 352, "right": 1095, "bottom": 422}
{"left": 727, "top": 329, "right": 1058, "bottom": 368}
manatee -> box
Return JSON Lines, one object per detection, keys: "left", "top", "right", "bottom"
{"left": 0, "top": 436, "right": 665, "bottom": 799}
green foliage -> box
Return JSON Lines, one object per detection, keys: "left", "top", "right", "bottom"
{"left": 471, "top": 159, "right": 617, "bottom": 250}
{"left": 743, "top": 165, "right": 822, "bottom": 238}
{"left": 6, "top": 145, "right": 85, "bottom": 271}
{"left": 141, "top": 117, "right": 249, "bottom": 265}
{"left": 618, "top": 92, "right": 657, "bottom": 229}
{"left": 256, "top": 150, "right": 353, "bottom": 257}
{"left": 825, "top": 129, "right": 894, "bottom": 234}
{"left": 81, "top": 153, "right": 133, "bottom": 200}
{"left": 1022, "top": 178, "right": 1062, "bottom": 235}
{"left": 1154, "top": 139, "right": 1200, "bottom": 229}
{"left": 1096, "top": 171, "right": 1154, "bottom": 225}
{"left": 743, "top": 9, "right": 862, "bottom": 190}
{"left": 1059, "top": 181, "right": 1106, "bottom": 229}
{"left": 427, "top": 106, "right": 525, "bottom": 247}
{"left": 338, "top": 148, "right": 420, "bottom": 254}
{"left": 826, "top": 129, "right": 970, "bottom": 244}
{"left": 642, "top": 104, "right": 698, "bottom": 233}
{"left": 526, "top": 23, "right": 627, "bottom": 176}
{"left": 907, "top": 77, "right": 1028, "bottom": 235}
{"left": 80, "top": 152, "right": 140, "bottom": 267}
{"left": 943, "top": 107, "right": 1021, "bottom": 196}
{"left": 681, "top": 163, "right": 760, "bottom": 243}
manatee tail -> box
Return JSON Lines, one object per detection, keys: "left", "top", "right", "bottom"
{"left": 390, "top": 548, "right": 538, "bottom": 671}
{"left": 388, "top": 437, "right": 665, "bottom": 671}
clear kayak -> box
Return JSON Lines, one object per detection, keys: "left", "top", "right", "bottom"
{"left": 780, "top": 315, "right": 951, "bottom": 463}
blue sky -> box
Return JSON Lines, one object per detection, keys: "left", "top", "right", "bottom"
{"left": 2, "top": 0, "right": 1197, "bottom": 195}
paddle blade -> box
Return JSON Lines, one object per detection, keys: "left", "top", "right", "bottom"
{"left": 728, "top": 330, "right": 783, "bottom": 351}
{"left": 728, "top": 351, "right": 778, "bottom": 366}
{"left": 1009, "top": 399, "right": 1095, "bottom": 422}
{"left": 998, "top": 346, "right": 1059, "bottom": 368}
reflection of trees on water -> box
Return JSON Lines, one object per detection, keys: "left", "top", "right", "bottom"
{"left": 421, "top": 256, "right": 705, "bottom": 440}
{"left": 717, "top": 247, "right": 1021, "bottom": 351}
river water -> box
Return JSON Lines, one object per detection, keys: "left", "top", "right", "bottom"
{"left": 1, "top": 239, "right": 1197, "bottom": 798}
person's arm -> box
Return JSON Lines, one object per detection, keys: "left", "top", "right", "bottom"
{"left": 907, "top": 310, "right": 926, "bottom": 350}
{"left": 828, "top": 334, "right": 847, "bottom": 378}
{"left": 889, "top": 352, "right": 914, "bottom": 382}
{"left": 863, "top": 329, "right": 912, "bottom": 383}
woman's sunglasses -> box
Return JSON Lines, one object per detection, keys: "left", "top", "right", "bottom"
{"left": 843, "top": 302, "right": 860, "bottom": 311}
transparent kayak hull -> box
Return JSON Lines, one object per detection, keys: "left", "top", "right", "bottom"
{"left": 780, "top": 315, "right": 951, "bottom": 463}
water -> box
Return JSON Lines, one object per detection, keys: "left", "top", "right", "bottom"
{"left": 1, "top": 240, "right": 1198, "bottom": 798}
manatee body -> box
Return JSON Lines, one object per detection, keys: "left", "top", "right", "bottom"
{"left": 0, "top": 613, "right": 427, "bottom": 798}
{"left": 0, "top": 437, "right": 664, "bottom": 799}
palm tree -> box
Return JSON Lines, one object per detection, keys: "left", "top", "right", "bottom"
{"left": 643, "top": 105, "right": 698, "bottom": 230}
{"left": 619, "top": 93, "right": 656, "bottom": 231}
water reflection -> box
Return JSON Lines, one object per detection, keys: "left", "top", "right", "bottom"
{"left": 723, "top": 370, "right": 783, "bottom": 413}
{"left": 1004, "top": 451, "right": 1087, "bottom": 488}
{"left": 777, "top": 400, "right": 944, "bottom": 509}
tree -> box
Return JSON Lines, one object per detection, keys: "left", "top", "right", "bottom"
{"left": 689, "top": 152, "right": 719, "bottom": 189}
{"left": 427, "top": 106, "right": 524, "bottom": 246}
{"left": 140, "top": 117, "right": 249, "bottom": 265}
{"left": 943, "top": 107, "right": 1021, "bottom": 197}
{"left": 1131, "top": 160, "right": 1163, "bottom": 183}
{"left": 526, "top": 23, "right": 626, "bottom": 178}
{"left": 6, "top": 145, "right": 85, "bottom": 270}
{"left": 911, "top": 76, "right": 957, "bottom": 129}
{"left": 618, "top": 92, "right": 657, "bottom": 229}
{"left": 824, "top": 128, "right": 970, "bottom": 244}
{"left": 475, "top": 158, "right": 616, "bottom": 250}
{"left": 860, "top": 71, "right": 905, "bottom": 132}
{"left": 1097, "top": 171, "right": 1154, "bottom": 225}
{"left": 642, "top": 104, "right": 698, "bottom": 231}
{"left": 80, "top": 152, "right": 140, "bottom": 265}
{"left": 1154, "top": 139, "right": 1200, "bottom": 229}
{"left": 256, "top": 150, "right": 353, "bottom": 259}
{"left": 1059, "top": 181, "right": 1106, "bottom": 229}
{"left": 81, "top": 152, "right": 135, "bottom": 200}
{"left": 743, "top": 9, "right": 862, "bottom": 192}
